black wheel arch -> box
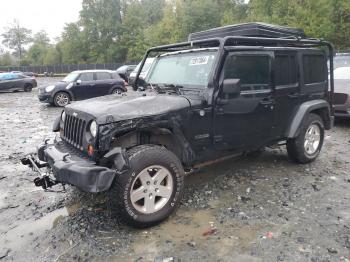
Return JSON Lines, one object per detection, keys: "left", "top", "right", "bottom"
{"left": 109, "top": 84, "right": 127, "bottom": 94}
{"left": 286, "top": 100, "right": 332, "bottom": 139}
{"left": 99, "top": 125, "right": 195, "bottom": 167}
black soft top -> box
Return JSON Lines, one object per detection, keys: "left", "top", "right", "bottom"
{"left": 188, "top": 22, "right": 306, "bottom": 41}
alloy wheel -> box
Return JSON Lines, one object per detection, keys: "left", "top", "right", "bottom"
{"left": 304, "top": 124, "right": 321, "bottom": 155}
{"left": 130, "top": 165, "right": 173, "bottom": 214}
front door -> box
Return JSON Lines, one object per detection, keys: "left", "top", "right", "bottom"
{"left": 214, "top": 51, "right": 275, "bottom": 151}
{"left": 71, "top": 72, "right": 95, "bottom": 100}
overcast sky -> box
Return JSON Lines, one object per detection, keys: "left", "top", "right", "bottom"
{"left": 0, "top": 0, "right": 83, "bottom": 43}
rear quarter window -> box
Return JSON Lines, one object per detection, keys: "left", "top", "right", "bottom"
{"left": 96, "top": 72, "right": 112, "bottom": 80}
{"left": 303, "top": 55, "right": 326, "bottom": 84}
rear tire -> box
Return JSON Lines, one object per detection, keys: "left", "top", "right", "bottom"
{"left": 54, "top": 92, "right": 71, "bottom": 107}
{"left": 111, "top": 88, "right": 124, "bottom": 94}
{"left": 108, "top": 145, "right": 185, "bottom": 228}
{"left": 24, "top": 84, "right": 33, "bottom": 92}
{"left": 287, "top": 113, "right": 324, "bottom": 164}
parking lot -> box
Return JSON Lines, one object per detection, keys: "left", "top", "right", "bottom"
{"left": 0, "top": 77, "right": 349, "bottom": 262}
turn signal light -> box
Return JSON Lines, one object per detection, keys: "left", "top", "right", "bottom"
{"left": 87, "top": 145, "right": 94, "bottom": 156}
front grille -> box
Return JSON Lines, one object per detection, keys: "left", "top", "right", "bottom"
{"left": 334, "top": 93, "right": 349, "bottom": 105}
{"left": 62, "top": 114, "right": 86, "bottom": 150}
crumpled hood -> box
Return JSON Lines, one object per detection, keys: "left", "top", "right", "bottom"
{"left": 65, "top": 92, "right": 197, "bottom": 124}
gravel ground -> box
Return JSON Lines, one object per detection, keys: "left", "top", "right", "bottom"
{"left": 0, "top": 78, "right": 349, "bottom": 262}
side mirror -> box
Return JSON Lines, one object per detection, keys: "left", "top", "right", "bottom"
{"left": 222, "top": 79, "right": 241, "bottom": 97}
{"left": 76, "top": 79, "right": 82, "bottom": 85}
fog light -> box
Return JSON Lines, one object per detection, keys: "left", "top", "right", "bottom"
{"left": 87, "top": 145, "right": 94, "bottom": 156}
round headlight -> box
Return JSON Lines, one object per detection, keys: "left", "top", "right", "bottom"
{"left": 45, "top": 85, "right": 55, "bottom": 92}
{"left": 90, "top": 121, "right": 97, "bottom": 137}
{"left": 61, "top": 111, "right": 66, "bottom": 122}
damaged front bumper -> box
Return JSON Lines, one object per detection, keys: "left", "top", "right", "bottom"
{"left": 22, "top": 140, "right": 122, "bottom": 193}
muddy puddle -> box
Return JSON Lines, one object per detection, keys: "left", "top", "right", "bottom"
{"left": 0, "top": 204, "right": 79, "bottom": 253}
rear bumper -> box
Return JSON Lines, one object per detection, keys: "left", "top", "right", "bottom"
{"left": 36, "top": 141, "right": 116, "bottom": 192}
{"left": 334, "top": 103, "right": 350, "bottom": 118}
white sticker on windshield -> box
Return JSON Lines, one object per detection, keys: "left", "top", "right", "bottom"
{"left": 189, "top": 56, "right": 209, "bottom": 66}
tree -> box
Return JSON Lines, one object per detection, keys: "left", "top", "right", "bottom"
{"left": 79, "top": 0, "right": 123, "bottom": 63}
{"left": 1, "top": 20, "right": 32, "bottom": 63}
{"left": 25, "top": 30, "right": 52, "bottom": 66}
{"left": 0, "top": 52, "right": 14, "bottom": 66}
{"left": 59, "top": 23, "right": 88, "bottom": 64}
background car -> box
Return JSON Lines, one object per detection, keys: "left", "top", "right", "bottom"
{"left": 38, "top": 70, "right": 126, "bottom": 107}
{"left": 116, "top": 65, "right": 136, "bottom": 83}
{"left": 128, "top": 58, "right": 155, "bottom": 86}
{"left": 0, "top": 73, "right": 37, "bottom": 92}
{"left": 334, "top": 53, "right": 350, "bottom": 69}
{"left": 333, "top": 66, "right": 350, "bottom": 118}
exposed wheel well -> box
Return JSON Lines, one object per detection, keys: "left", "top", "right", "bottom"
{"left": 310, "top": 107, "right": 331, "bottom": 130}
{"left": 110, "top": 129, "right": 182, "bottom": 161}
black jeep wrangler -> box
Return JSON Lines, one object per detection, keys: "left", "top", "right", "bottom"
{"left": 22, "top": 23, "right": 335, "bottom": 228}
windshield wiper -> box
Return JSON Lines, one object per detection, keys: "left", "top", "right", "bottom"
{"left": 148, "top": 83, "right": 184, "bottom": 94}
{"left": 162, "top": 84, "right": 184, "bottom": 94}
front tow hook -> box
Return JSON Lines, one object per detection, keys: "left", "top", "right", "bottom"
{"left": 21, "top": 156, "right": 60, "bottom": 190}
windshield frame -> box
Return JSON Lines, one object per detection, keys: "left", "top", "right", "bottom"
{"left": 145, "top": 48, "right": 218, "bottom": 89}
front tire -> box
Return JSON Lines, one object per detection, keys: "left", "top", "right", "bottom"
{"left": 287, "top": 113, "right": 324, "bottom": 164}
{"left": 54, "top": 92, "right": 71, "bottom": 107}
{"left": 108, "top": 145, "right": 185, "bottom": 228}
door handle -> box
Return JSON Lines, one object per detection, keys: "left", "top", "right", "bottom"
{"left": 260, "top": 98, "right": 274, "bottom": 105}
{"left": 287, "top": 93, "right": 299, "bottom": 99}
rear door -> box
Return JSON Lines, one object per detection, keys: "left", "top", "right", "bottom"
{"left": 94, "top": 72, "right": 114, "bottom": 96}
{"left": 214, "top": 51, "right": 275, "bottom": 150}
{"left": 271, "top": 51, "right": 300, "bottom": 139}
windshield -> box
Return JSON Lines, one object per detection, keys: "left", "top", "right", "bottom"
{"left": 334, "top": 67, "right": 350, "bottom": 80}
{"left": 147, "top": 50, "right": 217, "bottom": 88}
{"left": 63, "top": 72, "right": 80, "bottom": 82}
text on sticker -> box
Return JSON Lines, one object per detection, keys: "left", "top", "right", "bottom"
{"left": 189, "top": 56, "right": 209, "bottom": 66}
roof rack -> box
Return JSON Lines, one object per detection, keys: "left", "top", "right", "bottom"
{"left": 134, "top": 23, "right": 334, "bottom": 107}
{"left": 188, "top": 22, "right": 306, "bottom": 41}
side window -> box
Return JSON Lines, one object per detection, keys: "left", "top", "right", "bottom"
{"left": 303, "top": 55, "right": 326, "bottom": 84}
{"left": 96, "top": 72, "right": 112, "bottom": 80}
{"left": 79, "top": 73, "right": 94, "bottom": 81}
{"left": 223, "top": 55, "right": 271, "bottom": 93}
{"left": 275, "top": 54, "right": 298, "bottom": 86}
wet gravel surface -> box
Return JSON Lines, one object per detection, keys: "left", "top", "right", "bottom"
{"left": 0, "top": 78, "right": 349, "bottom": 262}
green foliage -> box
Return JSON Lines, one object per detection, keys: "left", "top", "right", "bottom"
{"left": 1, "top": 19, "right": 32, "bottom": 63}
{"left": 1, "top": 0, "right": 350, "bottom": 66}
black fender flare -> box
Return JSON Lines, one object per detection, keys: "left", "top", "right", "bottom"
{"left": 286, "top": 99, "right": 331, "bottom": 138}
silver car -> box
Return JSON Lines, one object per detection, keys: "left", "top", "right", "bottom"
{"left": 333, "top": 67, "right": 350, "bottom": 118}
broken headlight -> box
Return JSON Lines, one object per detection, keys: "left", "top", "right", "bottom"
{"left": 90, "top": 121, "right": 97, "bottom": 138}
